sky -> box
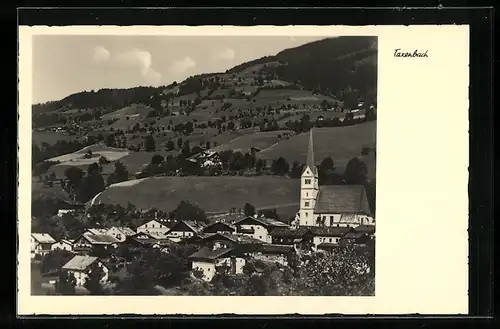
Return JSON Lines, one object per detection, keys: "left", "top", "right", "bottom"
{"left": 32, "top": 35, "right": 327, "bottom": 104}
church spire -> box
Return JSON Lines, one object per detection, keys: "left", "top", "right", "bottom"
{"left": 306, "top": 128, "right": 316, "bottom": 175}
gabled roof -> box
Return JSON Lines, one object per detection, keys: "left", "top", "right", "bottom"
{"left": 81, "top": 234, "right": 119, "bottom": 245}
{"left": 313, "top": 185, "right": 372, "bottom": 216}
{"left": 167, "top": 220, "right": 207, "bottom": 234}
{"left": 257, "top": 244, "right": 295, "bottom": 254}
{"left": 269, "top": 226, "right": 311, "bottom": 238}
{"left": 234, "top": 216, "right": 289, "bottom": 228}
{"left": 354, "top": 225, "right": 376, "bottom": 235}
{"left": 188, "top": 247, "right": 234, "bottom": 261}
{"left": 56, "top": 239, "right": 74, "bottom": 245}
{"left": 309, "top": 226, "right": 353, "bottom": 237}
{"left": 31, "top": 233, "right": 56, "bottom": 244}
{"left": 205, "top": 232, "right": 264, "bottom": 245}
{"left": 84, "top": 228, "right": 109, "bottom": 236}
{"left": 108, "top": 227, "right": 136, "bottom": 237}
{"left": 203, "top": 221, "right": 236, "bottom": 232}
{"left": 138, "top": 219, "right": 167, "bottom": 228}
{"left": 341, "top": 232, "right": 367, "bottom": 240}
{"left": 62, "top": 255, "right": 104, "bottom": 271}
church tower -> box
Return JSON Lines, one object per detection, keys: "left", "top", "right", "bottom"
{"left": 298, "top": 129, "right": 319, "bottom": 227}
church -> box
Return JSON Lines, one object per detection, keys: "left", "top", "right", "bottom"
{"left": 293, "top": 129, "right": 375, "bottom": 228}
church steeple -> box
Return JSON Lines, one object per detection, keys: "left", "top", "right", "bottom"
{"left": 305, "top": 128, "right": 317, "bottom": 175}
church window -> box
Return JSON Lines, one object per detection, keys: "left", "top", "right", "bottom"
{"left": 306, "top": 192, "right": 309, "bottom": 197}
{"left": 329, "top": 238, "right": 332, "bottom": 242}
{"left": 305, "top": 179, "right": 311, "bottom": 184}
{"left": 330, "top": 216, "right": 334, "bottom": 226}
{"left": 305, "top": 213, "right": 308, "bottom": 217}
{"left": 305, "top": 202, "right": 310, "bottom": 207}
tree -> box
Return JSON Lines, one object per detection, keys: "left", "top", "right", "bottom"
{"left": 105, "top": 134, "right": 115, "bottom": 147}
{"left": 255, "top": 159, "right": 266, "bottom": 174}
{"left": 40, "top": 250, "right": 74, "bottom": 276}
{"left": 144, "top": 135, "right": 156, "bottom": 152}
{"left": 98, "top": 156, "right": 110, "bottom": 165}
{"left": 84, "top": 262, "right": 105, "bottom": 295}
{"left": 77, "top": 163, "right": 105, "bottom": 202}
{"left": 205, "top": 141, "right": 211, "bottom": 150}
{"left": 243, "top": 203, "right": 256, "bottom": 216}
{"left": 56, "top": 271, "right": 76, "bottom": 295}
{"left": 182, "top": 141, "right": 191, "bottom": 158}
{"left": 271, "top": 157, "right": 289, "bottom": 176}
{"left": 300, "top": 245, "right": 374, "bottom": 296}
{"left": 172, "top": 200, "right": 207, "bottom": 223}
{"left": 165, "top": 140, "right": 175, "bottom": 151}
{"left": 64, "top": 166, "right": 84, "bottom": 189}
{"left": 290, "top": 161, "right": 304, "bottom": 179}
{"left": 107, "top": 161, "right": 129, "bottom": 185}
{"left": 344, "top": 157, "right": 368, "bottom": 184}
{"left": 151, "top": 154, "right": 164, "bottom": 165}
{"left": 177, "top": 137, "right": 183, "bottom": 149}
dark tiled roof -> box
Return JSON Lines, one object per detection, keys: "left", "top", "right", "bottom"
{"left": 317, "top": 242, "right": 339, "bottom": 249}
{"left": 188, "top": 247, "right": 233, "bottom": 260}
{"left": 62, "top": 255, "right": 100, "bottom": 271}
{"left": 258, "top": 244, "right": 295, "bottom": 254}
{"left": 84, "top": 234, "right": 120, "bottom": 244}
{"left": 216, "top": 233, "right": 264, "bottom": 245}
{"left": 235, "top": 216, "right": 289, "bottom": 228}
{"left": 354, "top": 225, "right": 376, "bottom": 234}
{"left": 342, "top": 232, "right": 367, "bottom": 240}
{"left": 313, "top": 185, "right": 372, "bottom": 215}
{"left": 269, "top": 226, "right": 311, "bottom": 238}
{"left": 203, "top": 221, "right": 236, "bottom": 232}
{"left": 309, "top": 226, "right": 352, "bottom": 237}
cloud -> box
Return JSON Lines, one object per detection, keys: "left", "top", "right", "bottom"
{"left": 114, "top": 48, "right": 162, "bottom": 84}
{"left": 169, "top": 56, "right": 196, "bottom": 74}
{"left": 212, "top": 47, "right": 235, "bottom": 61}
{"left": 92, "top": 46, "right": 110, "bottom": 62}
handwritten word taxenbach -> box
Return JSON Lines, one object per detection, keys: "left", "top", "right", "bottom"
{"left": 394, "top": 49, "right": 428, "bottom": 58}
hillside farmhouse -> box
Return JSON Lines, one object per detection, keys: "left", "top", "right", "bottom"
{"left": 31, "top": 233, "right": 56, "bottom": 258}
{"left": 105, "top": 226, "right": 136, "bottom": 243}
{"left": 233, "top": 215, "right": 289, "bottom": 243}
{"left": 294, "top": 129, "right": 375, "bottom": 228}
{"left": 51, "top": 239, "right": 75, "bottom": 252}
{"left": 189, "top": 247, "right": 246, "bottom": 282}
{"left": 61, "top": 255, "right": 110, "bottom": 287}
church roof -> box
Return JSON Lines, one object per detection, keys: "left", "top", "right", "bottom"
{"left": 302, "top": 129, "right": 317, "bottom": 176}
{"left": 313, "top": 185, "right": 372, "bottom": 216}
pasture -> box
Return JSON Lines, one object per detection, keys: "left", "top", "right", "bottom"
{"left": 101, "top": 104, "right": 152, "bottom": 120}
{"left": 258, "top": 121, "right": 377, "bottom": 176}
{"left": 209, "top": 130, "right": 291, "bottom": 153}
{"left": 95, "top": 176, "right": 301, "bottom": 215}
{"left": 32, "top": 131, "right": 76, "bottom": 146}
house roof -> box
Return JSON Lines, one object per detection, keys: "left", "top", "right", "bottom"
{"left": 31, "top": 233, "right": 56, "bottom": 244}
{"left": 210, "top": 232, "right": 264, "bottom": 245}
{"left": 309, "top": 226, "right": 352, "bottom": 237}
{"left": 257, "top": 244, "right": 295, "bottom": 254}
{"left": 354, "top": 225, "right": 376, "bottom": 234}
{"left": 62, "top": 255, "right": 102, "bottom": 271}
{"left": 188, "top": 247, "right": 234, "bottom": 260}
{"left": 203, "top": 221, "right": 236, "bottom": 232}
{"left": 234, "top": 216, "right": 289, "bottom": 228}
{"left": 57, "top": 239, "right": 74, "bottom": 245}
{"left": 317, "top": 242, "right": 339, "bottom": 249}
{"left": 108, "top": 227, "right": 136, "bottom": 236}
{"left": 269, "top": 226, "right": 311, "bottom": 238}
{"left": 83, "top": 234, "right": 120, "bottom": 245}
{"left": 85, "top": 228, "right": 109, "bottom": 235}
{"left": 313, "top": 185, "right": 372, "bottom": 215}
{"left": 341, "top": 232, "right": 367, "bottom": 240}
{"left": 138, "top": 219, "right": 167, "bottom": 228}
{"left": 168, "top": 220, "right": 207, "bottom": 234}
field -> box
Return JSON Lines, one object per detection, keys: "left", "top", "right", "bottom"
{"left": 277, "top": 110, "right": 344, "bottom": 124}
{"left": 32, "top": 131, "right": 77, "bottom": 146}
{"left": 94, "top": 176, "right": 301, "bottom": 216}
{"left": 258, "top": 121, "right": 377, "bottom": 176}
{"left": 209, "top": 130, "right": 291, "bottom": 153}
{"left": 101, "top": 104, "right": 153, "bottom": 120}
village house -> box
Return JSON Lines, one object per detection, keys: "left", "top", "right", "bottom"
{"left": 56, "top": 200, "right": 85, "bottom": 218}
{"left": 51, "top": 239, "right": 74, "bottom": 252}
{"left": 309, "top": 226, "right": 353, "bottom": 252}
{"left": 73, "top": 233, "right": 120, "bottom": 255}
{"left": 339, "top": 232, "right": 371, "bottom": 246}
{"left": 165, "top": 220, "right": 207, "bottom": 242}
{"left": 61, "top": 255, "right": 110, "bottom": 287}
{"left": 189, "top": 247, "right": 246, "bottom": 282}
{"left": 136, "top": 219, "right": 170, "bottom": 236}
{"left": 295, "top": 129, "right": 374, "bottom": 228}
{"left": 233, "top": 215, "right": 289, "bottom": 243}
{"left": 82, "top": 228, "right": 109, "bottom": 236}
{"left": 252, "top": 244, "right": 297, "bottom": 267}
{"left": 268, "top": 226, "right": 314, "bottom": 252}
{"left": 105, "top": 227, "right": 136, "bottom": 243}
{"left": 194, "top": 232, "right": 264, "bottom": 252}
{"left": 31, "top": 233, "right": 56, "bottom": 258}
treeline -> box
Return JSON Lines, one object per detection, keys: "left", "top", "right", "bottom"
{"left": 32, "top": 139, "right": 96, "bottom": 167}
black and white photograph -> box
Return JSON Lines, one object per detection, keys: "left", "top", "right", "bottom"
{"left": 29, "top": 31, "right": 378, "bottom": 297}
